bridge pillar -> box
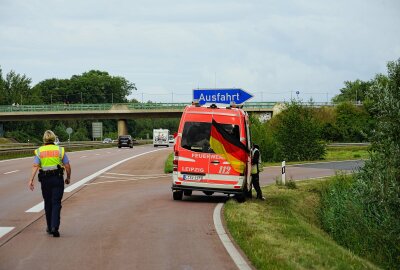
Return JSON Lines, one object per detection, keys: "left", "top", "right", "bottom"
{"left": 118, "top": 119, "right": 128, "bottom": 136}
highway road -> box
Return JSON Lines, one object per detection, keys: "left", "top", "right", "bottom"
{"left": 0, "top": 145, "right": 363, "bottom": 270}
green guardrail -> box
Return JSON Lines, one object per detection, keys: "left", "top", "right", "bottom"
{"left": 0, "top": 102, "right": 280, "bottom": 113}
{"left": 0, "top": 101, "right": 346, "bottom": 113}
{"left": 0, "top": 103, "right": 113, "bottom": 112}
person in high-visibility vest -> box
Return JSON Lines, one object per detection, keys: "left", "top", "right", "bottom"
{"left": 251, "top": 144, "right": 265, "bottom": 200}
{"left": 28, "top": 130, "right": 71, "bottom": 237}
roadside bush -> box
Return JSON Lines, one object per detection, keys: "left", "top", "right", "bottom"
{"left": 272, "top": 101, "right": 326, "bottom": 161}
{"left": 250, "top": 102, "right": 326, "bottom": 162}
{"left": 249, "top": 114, "right": 277, "bottom": 162}
{"left": 319, "top": 59, "right": 400, "bottom": 269}
{"left": 335, "top": 102, "right": 370, "bottom": 142}
{"left": 5, "top": 130, "right": 41, "bottom": 144}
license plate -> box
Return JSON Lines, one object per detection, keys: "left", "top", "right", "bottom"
{"left": 183, "top": 174, "right": 203, "bottom": 181}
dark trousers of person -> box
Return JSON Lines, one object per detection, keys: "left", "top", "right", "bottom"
{"left": 40, "top": 175, "right": 64, "bottom": 231}
{"left": 251, "top": 173, "right": 263, "bottom": 198}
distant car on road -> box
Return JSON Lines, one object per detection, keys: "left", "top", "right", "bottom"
{"left": 118, "top": 135, "right": 134, "bottom": 148}
{"left": 169, "top": 135, "right": 175, "bottom": 144}
{"left": 103, "top": 138, "right": 112, "bottom": 143}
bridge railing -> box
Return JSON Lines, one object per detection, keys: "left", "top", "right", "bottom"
{"left": 0, "top": 101, "right": 351, "bottom": 113}
{"left": 0, "top": 103, "right": 113, "bottom": 112}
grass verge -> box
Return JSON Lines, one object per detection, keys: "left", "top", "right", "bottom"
{"left": 324, "top": 145, "right": 369, "bottom": 160}
{"left": 164, "top": 152, "right": 174, "bottom": 173}
{"left": 266, "top": 145, "right": 369, "bottom": 166}
{"left": 0, "top": 144, "right": 115, "bottom": 161}
{"left": 224, "top": 179, "right": 379, "bottom": 270}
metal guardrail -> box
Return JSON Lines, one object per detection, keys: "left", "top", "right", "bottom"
{"left": 0, "top": 102, "right": 281, "bottom": 113}
{"left": 0, "top": 140, "right": 153, "bottom": 159}
{"left": 0, "top": 101, "right": 361, "bottom": 113}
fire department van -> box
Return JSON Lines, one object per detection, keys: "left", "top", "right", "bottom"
{"left": 171, "top": 102, "right": 252, "bottom": 201}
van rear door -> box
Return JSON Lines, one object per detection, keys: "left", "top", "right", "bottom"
{"left": 179, "top": 118, "right": 212, "bottom": 182}
{"left": 207, "top": 114, "right": 243, "bottom": 187}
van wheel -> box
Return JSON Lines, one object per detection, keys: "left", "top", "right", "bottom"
{"left": 245, "top": 185, "right": 252, "bottom": 198}
{"left": 245, "top": 189, "right": 253, "bottom": 198}
{"left": 203, "top": 191, "right": 214, "bottom": 196}
{"left": 173, "top": 191, "right": 183, "bottom": 200}
{"left": 184, "top": 190, "right": 192, "bottom": 196}
{"left": 130, "top": 145, "right": 133, "bottom": 148}
{"left": 235, "top": 193, "right": 246, "bottom": 203}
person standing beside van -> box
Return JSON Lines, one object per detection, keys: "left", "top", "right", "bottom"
{"left": 251, "top": 144, "right": 265, "bottom": 200}
{"left": 28, "top": 130, "right": 71, "bottom": 237}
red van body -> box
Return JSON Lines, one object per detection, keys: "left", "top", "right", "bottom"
{"left": 171, "top": 104, "right": 252, "bottom": 200}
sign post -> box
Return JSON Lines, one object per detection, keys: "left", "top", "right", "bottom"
{"left": 92, "top": 122, "right": 103, "bottom": 141}
{"left": 281, "top": 161, "right": 286, "bottom": 185}
{"left": 66, "top": 127, "right": 73, "bottom": 145}
{"left": 193, "top": 88, "right": 253, "bottom": 106}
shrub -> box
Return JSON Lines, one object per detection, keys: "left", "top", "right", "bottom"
{"left": 272, "top": 101, "right": 326, "bottom": 161}
{"left": 319, "top": 59, "right": 400, "bottom": 269}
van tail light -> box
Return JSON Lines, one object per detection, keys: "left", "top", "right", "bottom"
{"left": 173, "top": 151, "right": 179, "bottom": 171}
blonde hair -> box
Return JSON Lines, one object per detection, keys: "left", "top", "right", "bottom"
{"left": 43, "top": 130, "right": 56, "bottom": 143}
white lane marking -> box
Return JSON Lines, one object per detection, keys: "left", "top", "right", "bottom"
{"left": 86, "top": 175, "right": 171, "bottom": 186}
{"left": 3, "top": 170, "right": 19, "bottom": 175}
{"left": 26, "top": 201, "right": 44, "bottom": 213}
{"left": 0, "top": 227, "right": 14, "bottom": 238}
{"left": 25, "top": 149, "right": 167, "bottom": 213}
{"left": 64, "top": 149, "right": 166, "bottom": 193}
{"left": 214, "top": 203, "right": 252, "bottom": 270}
{"left": 95, "top": 154, "right": 100, "bottom": 156}
{"left": 80, "top": 155, "right": 88, "bottom": 158}
{"left": 105, "top": 172, "right": 168, "bottom": 177}
{"left": 99, "top": 175, "right": 169, "bottom": 180}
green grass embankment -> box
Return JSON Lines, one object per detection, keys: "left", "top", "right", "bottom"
{"left": 224, "top": 179, "right": 379, "bottom": 270}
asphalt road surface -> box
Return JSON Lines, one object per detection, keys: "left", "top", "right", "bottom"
{"left": 0, "top": 145, "right": 363, "bottom": 270}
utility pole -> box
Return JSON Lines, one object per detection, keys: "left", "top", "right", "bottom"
{"left": 355, "top": 88, "right": 358, "bottom": 104}
{"left": 172, "top": 91, "right": 174, "bottom": 103}
{"left": 141, "top": 92, "right": 144, "bottom": 103}
{"left": 81, "top": 92, "right": 83, "bottom": 103}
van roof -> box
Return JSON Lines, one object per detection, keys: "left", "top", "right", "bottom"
{"left": 183, "top": 104, "right": 245, "bottom": 117}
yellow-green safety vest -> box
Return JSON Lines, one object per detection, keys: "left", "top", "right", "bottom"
{"left": 251, "top": 148, "right": 262, "bottom": 174}
{"left": 34, "top": 144, "right": 65, "bottom": 171}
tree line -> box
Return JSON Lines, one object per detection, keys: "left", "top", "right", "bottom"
{"left": 0, "top": 68, "right": 182, "bottom": 142}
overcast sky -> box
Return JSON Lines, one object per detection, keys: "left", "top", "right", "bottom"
{"left": 1, "top": 0, "right": 399, "bottom": 103}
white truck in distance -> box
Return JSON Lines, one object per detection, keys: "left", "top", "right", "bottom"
{"left": 153, "top": 129, "right": 170, "bottom": 147}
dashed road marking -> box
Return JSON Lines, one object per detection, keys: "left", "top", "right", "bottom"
{"left": 25, "top": 201, "right": 44, "bottom": 213}
{"left": 24, "top": 149, "right": 167, "bottom": 213}
{"left": 0, "top": 227, "right": 14, "bottom": 238}
{"left": 85, "top": 175, "right": 170, "bottom": 185}
{"left": 80, "top": 155, "right": 87, "bottom": 158}
{"left": 105, "top": 172, "right": 168, "bottom": 177}
{"left": 3, "top": 170, "right": 19, "bottom": 175}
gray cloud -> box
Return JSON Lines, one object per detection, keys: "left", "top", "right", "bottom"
{"left": 1, "top": 0, "right": 399, "bottom": 102}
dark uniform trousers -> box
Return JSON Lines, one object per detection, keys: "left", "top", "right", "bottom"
{"left": 251, "top": 173, "right": 263, "bottom": 199}
{"left": 40, "top": 174, "right": 64, "bottom": 230}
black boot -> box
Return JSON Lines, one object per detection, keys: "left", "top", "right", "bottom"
{"left": 51, "top": 228, "right": 60, "bottom": 237}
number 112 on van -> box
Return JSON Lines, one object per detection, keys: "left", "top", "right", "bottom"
{"left": 218, "top": 166, "right": 231, "bottom": 174}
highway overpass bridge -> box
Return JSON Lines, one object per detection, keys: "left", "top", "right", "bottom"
{"left": 0, "top": 102, "right": 331, "bottom": 135}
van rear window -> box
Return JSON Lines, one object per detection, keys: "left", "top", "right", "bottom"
{"left": 181, "top": 122, "right": 239, "bottom": 153}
